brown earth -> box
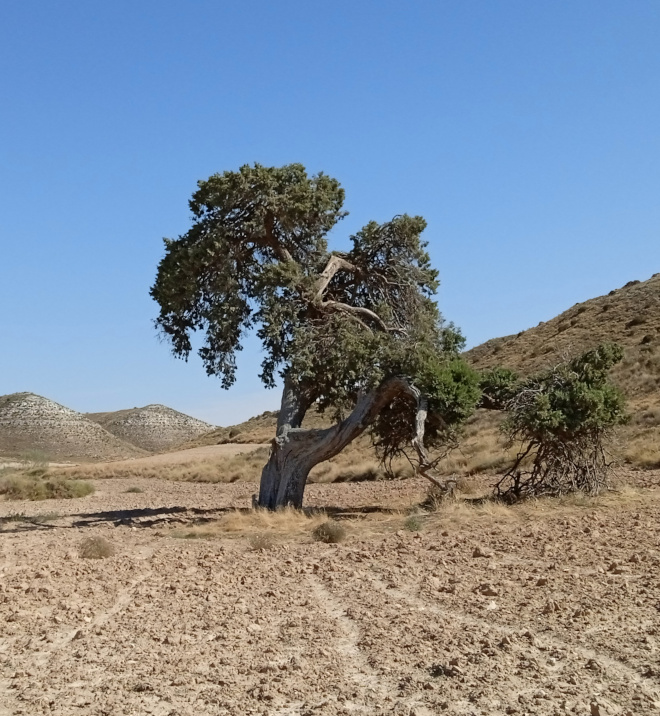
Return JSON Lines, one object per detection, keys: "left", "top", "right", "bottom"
{"left": 2, "top": 469, "right": 660, "bottom": 715}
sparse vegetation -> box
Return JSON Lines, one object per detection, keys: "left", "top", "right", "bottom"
{"left": 79, "top": 536, "right": 115, "bottom": 559}
{"left": 125, "top": 486, "right": 144, "bottom": 493}
{"left": 404, "top": 514, "right": 424, "bottom": 531}
{"left": 248, "top": 532, "right": 276, "bottom": 551}
{"left": 312, "top": 520, "right": 346, "bottom": 544}
{"left": 0, "top": 469, "right": 94, "bottom": 501}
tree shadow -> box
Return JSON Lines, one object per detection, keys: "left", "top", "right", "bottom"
{"left": 0, "top": 503, "right": 401, "bottom": 533}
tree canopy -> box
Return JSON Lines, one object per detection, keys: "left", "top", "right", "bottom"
{"left": 151, "top": 163, "right": 481, "bottom": 507}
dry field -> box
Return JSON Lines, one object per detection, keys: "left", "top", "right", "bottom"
{"left": 2, "top": 466, "right": 660, "bottom": 716}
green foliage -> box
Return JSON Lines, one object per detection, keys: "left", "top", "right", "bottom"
{"left": 496, "top": 343, "right": 628, "bottom": 500}
{"left": 150, "top": 163, "right": 346, "bottom": 388}
{"left": 503, "top": 344, "right": 627, "bottom": 442}
{"left": 151, "top": 163, "right": 478, "bottom": 451}
{"left": 478, "top": 367, "right": 519, "bottom": 410}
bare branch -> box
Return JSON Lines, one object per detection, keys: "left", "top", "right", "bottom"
{"left": 313, "top": 254, "right": 358, "bottom": 300}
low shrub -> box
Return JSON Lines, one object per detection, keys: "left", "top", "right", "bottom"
{"left": 0, "top": 472, "right": 94, "bottom": 501}
{"left": 248, "top": 532, "right": 275, "bottom": 551}
{"left": 79, "top": 536, "right": 114, "bottom": 559}
{"left": 404, "top": 515, "right": 424, "bottom": 532}
{"left": 312, "top": 521, "right": 346, "bottom": 544}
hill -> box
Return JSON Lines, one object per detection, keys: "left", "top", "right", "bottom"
{"left": 0, "top": 393, "right": 147, "bottom": 462}
{"left": 464, "top": 272, "right": 660, "bottom": 470}
{"left": 184, "top": 408, "right": 329, "bottom": 447}
{"left": 86, "top": 404, "right": 215, "bottom": 452}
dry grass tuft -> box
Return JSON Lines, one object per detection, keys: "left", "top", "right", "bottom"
{"left": 248, "top": 532, "right": 276, "bottom": 551}
{"left": 171, "top": 507, "right": 329, "bottom": 543}
{"left": 79, "top": 536, "right": 115, "bottom": 559}
{"left": 312, "top": 520, "right": 347, "bottom": 544}
{"left": 404, "top": 514, "right": 424, "bottom": 532}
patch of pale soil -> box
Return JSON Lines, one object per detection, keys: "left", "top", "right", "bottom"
{"left": 1, "top": 473, "right": 660, "bottom": 715}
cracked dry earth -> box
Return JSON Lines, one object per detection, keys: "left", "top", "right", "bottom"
{"left": 1, "top": 474, "right": 660, "bottom": 715}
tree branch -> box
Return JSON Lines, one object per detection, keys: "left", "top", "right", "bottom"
{"left": 313, "top": 254, "right": 359, "bottom": 300}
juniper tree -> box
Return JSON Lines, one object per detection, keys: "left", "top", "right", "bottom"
{"left": 495, "top": 344, "right": 628, "bottom": 501}
{"left": 151, "top": 163, "right": 480, "bottom": 509}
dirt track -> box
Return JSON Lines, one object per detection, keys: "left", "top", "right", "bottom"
{"left": 1, "top": 473, "right": 660, "bottom": 715}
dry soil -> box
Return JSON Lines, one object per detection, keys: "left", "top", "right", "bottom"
{"left": 1, "top": 468, "right": 660, "bottom": 716}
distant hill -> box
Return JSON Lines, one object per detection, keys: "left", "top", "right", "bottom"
{"left": 0, "top": 393, "right": 146, "bottom": 462}
{"left": 86, "top": 404, "right": 215, "bottom": 452}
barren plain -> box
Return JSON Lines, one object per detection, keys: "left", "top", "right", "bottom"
{"left": 2, "top": 457, "right": 660, "bottom": 716}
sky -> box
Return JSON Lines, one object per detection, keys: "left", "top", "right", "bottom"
{"left": 1, "top": 1, "right": 659, "bottom": 426}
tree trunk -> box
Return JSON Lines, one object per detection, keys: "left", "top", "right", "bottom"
{"left": 257, "top": 375, "right": 444, "bottom": 510}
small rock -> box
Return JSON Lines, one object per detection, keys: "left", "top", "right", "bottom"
{"left": 536, "top": 577, "right": 548, "bottom": 587}
{"left": 474, "top": 583, "right": 499, "bottom": 596}
{"left": 472, "top": 546, "right": 492, "bottom": 558}
{"left": 543, "top": 600, "right": 560, "bottom": 614}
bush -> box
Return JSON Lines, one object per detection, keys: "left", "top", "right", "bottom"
{"left": 79, "top": 536, "right": 115, "bottom": 559}
{"left": 496, "top": 344, "right": 627, "bottom": 501}
{"left": 248, "top": 532, "right": 275, "bottom": 551}
{"left": 478, "top": 367, "right": 519, "bottom": 411}
{"left": 0, "top": 472, "right": 95, "bottom": 501}
{"left": 312, "top": 521, "right": 346, "bottom": 544}
{"left": 404, "top": 515, "right": 424, "bottom": 532}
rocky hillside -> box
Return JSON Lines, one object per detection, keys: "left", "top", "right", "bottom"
{"left": 0, "top": 393, "right": 146, "bottom": 462}
{"left": 465, "top": 272, "right": 660, "bottom": 468}
{"left": 86, "top": 404, "right": 215, "bottom": 452}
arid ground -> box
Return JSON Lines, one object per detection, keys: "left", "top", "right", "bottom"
{"left": 1, "top": 448, "right": 660, "bottom": 716}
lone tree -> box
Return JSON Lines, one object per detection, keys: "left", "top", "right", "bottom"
{"left": 151, "top": 163, "right": 480, "bottom": 509}
{"left": 494, "top": 344, "right": 628, "bottom": 501}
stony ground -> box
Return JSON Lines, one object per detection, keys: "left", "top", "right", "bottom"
{"left": 1, "top": 470, "right": 660, "bottom": 716}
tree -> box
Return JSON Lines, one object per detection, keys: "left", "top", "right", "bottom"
{"left": 494, "top": 344, "right": 628, "bottom": 501}
{"left": 150, "top": 163, "right": 481, "bottom": 509}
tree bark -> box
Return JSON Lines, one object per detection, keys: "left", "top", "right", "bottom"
{"left": 256, "top": 375, "right": 444, "bottom": 510}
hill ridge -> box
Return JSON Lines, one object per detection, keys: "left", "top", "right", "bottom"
{"left": 0, "top": 392, "right": 146, "bottom": 462}
{"left": 86, "top": 403, "right": 215, "bottom": 452}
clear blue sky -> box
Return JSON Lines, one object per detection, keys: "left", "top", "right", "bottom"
{"left": 1, "top": 1, "right": 659, "bottom": 425}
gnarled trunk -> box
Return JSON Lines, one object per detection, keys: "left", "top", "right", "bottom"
{"left": 257, "top": 375, "right": 448, "bottom": 510}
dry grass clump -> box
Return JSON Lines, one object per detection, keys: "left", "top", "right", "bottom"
{"left": 404, "top": 514, "right": 424, "bottom": 532}
{"left": 79, "top": 536, "right": 115, "bottom": 559}
{"left": 312, "top": 520, "right": 346, "bottom": 544}
{"left": 0, "top": 468, "right": 94, "bottom": 501}
{"left": 172, "top": 506, "right": 329, "bottom": 543}
{"left": 248, "top": 532, "right": 276, "bottom": 551}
